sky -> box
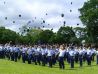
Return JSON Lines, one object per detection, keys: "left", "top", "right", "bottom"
{"left": 0, "top": 0, "right": 87, "bottom": 32}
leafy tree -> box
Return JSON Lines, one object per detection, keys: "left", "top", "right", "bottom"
{"left": 73, "top": 27, "right": 87, "bottom": 44}
{"left": 0, "top": 27, "right": 20, "bottom": 44}
{"left": 57, "top": 26, "right": 76, "bottom": 44}
{"left": 27, "top": 29, "right": 43, "bottom": 44}
{"left": 48, "top": 33, "right": 58, "bottom": 44}
{"left": 79, "top": 0, "right": 98, "bottom": 44}
{"left": 39, "top": 30, "right": 54, "bottom": 44}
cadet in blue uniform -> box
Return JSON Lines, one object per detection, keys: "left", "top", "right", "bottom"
{"left": 33, "top": 46, "right": 41, "bottom": 65}
{"left": 17, "top": 46, "right": 21, "bottom": 60}
{"left": 41, "top": 46, "right": 47, "bottom": 66}
{"left": 79, "top": 47, "right": 83, "bottom": 67}
{"left": 22, "top": 46, "right": 27, "bottom": 63}
{"left": 69, "top": 46, "right": 75, "bottom": 68}
{"left": 14, "top": 46, "right": 19, "bottom": 62}
{"left": 74, "top": 47, "right": 79, "bottom": 63}
{"left": 86, "top": 47, "right": 92, "bottom": 66}
{"left": 6, "top": 45, "right": 11, "bottom": 60}
{"left": 2, "top": 45, "right": 6, "bottom": 59}
{"left": 54, "top": 45, "right": 59, "bottom": 64}
{"left": 58, "top": 45, "right": 66, "bottom": 69}
{"left": 36, "top": 46, "right": 42, "bottom": 65}
{"left": 27, "top": 47, "right": 33, "bottom": 64}
{"left": 52, "top": 46, "right": 56, "bottom": 65}
{"left": 47, "top": 46, "right": 53, "bottom": 68}
{"left": 82, "top": 46, "right": 87, "bottom": 62}
{"left": 32, "top": 46, "right": 38, "bottom": 65}
{"left": 10, "top": 46, "right": 14, "bottom": 61}
{"left": 31, "top": 46, "right": 36, "bottom": 63}
{"left": 66, "top": 46, "right": 70, "bottom": 64}
{"left": 90, "top": 46, "right": 96, "bottom": 61}
{"left": 0, "top": 45, "right": 3, "bottom": 59}
{"left": 96, "top": 48, "right": 98, "bottom": 65}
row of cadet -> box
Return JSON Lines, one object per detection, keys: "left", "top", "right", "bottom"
{"left": 0, "top": 44, "right": 98, "bottom": 69}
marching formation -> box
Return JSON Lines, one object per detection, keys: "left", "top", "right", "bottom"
{"left": 0, "top": 43, "right": 98, "bottom": 69}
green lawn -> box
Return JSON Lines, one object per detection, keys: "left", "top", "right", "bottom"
{"left": 0, "top": 59, "right": 98, "bottom": 74}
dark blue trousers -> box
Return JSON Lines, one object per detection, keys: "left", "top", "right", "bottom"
{"left": 70, "top": 56, "right": 74, "bottom": 68}
{"left": 14, "top": 52, "right": 18, "bottom": 62}
{"left": 33, "top": 55, "right": 41, "bottom": 65}
{"left": 75, "top": 53, "right": 79, "bottom": 63}
{"left": 48, "top": 56, "right": 52, "bottom": 68}
{"left": 91, "top": 53, "right": 95, "bottom": 61}
{"left": 42, "top": 55, "right": 46, "bottom": 66}
{"left": 79, "top": 55, "right": 83, "bottom": 67}
{"left": 37, "top": 54, "right": 41, "bottom": 65}
{"left": 22, "top": 53, "right": 26, "bottom": 63}
{"left": 66, "top": 53, "right": 70, "bottom": 63}
{"left": 58, "top": 57, "right": 65, "bottom": 69}
{"left": 52, "top": 54, "right": 56, "bottom": 65}
{"left": 87, "top": 55, "right": 91, "bottom": 65}
{"left": 10, "top": 52, "right": 14, "bottom": 61}
{"left": 83, "top": 53, "right": 87, "bottom": 62}
{"left": 28, "top": 54, "right": 32, "bottom": 64}
{"left": 96, "top": 55, "right": 98, "bottom": 64}
{"left": 6, "top": 51, "right": 10, "bottom": 60}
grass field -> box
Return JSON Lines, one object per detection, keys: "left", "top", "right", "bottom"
{"left": 0, "top": 59, "right": 98, "bottom": 74}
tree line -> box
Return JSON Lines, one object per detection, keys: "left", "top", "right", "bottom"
{"left": 0, "top": 26, "right": 87, "bottom": 45}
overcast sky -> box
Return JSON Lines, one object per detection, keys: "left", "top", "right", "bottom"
{"left": 0, "top": 0, "right": 87, "bottom": 32}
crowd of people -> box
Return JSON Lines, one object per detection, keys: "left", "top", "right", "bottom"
{"left": 0, "top": 43, "right": 98, "bottom": 69}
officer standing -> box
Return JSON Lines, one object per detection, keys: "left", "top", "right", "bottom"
{"left": 74, "top": 46, "right": 79, "bottom": 63}
{"left": 96, "top": 48, "right": 98, "bottom": 65}
{"left": 58, "top": 45, "right": 66, "bottom": 69}
{"left": 27, "top": 46, "right": 33, "bottom": 64}
{"left": 47, "top": 45, "right": 53, "bottom": 68}
{"left": 41, "top": 46, "right": 47, "bottom": 66}
{"left": 66, "top": 46, "right": 70, "bottom": 64}
{"left": 90, "top": 46, "right": 96, "bottom": 61}
{"left": 6, "top": 45, "right": 11, "bottom": 60}
{"left": 36, "top": 46, "right": 42, "bottom": 65}
{"left": 0, "top": 45, "right": 3, "bottom": 59}
{"left": 10, "top": 45, "right": 14, "bottom": 61}
{"left": 82, "top": 46, "right": 87, "bottom": 62}
{"left": 86, "top": 47, "right": 92, "bottom": 66}
{"left": 69, "top": 46, "right": 75, "bottom": 68}
{"left": 79, "top": 47, "right": 83, "bottom": 67}
{"left": 22, "top": 46, "right": 27, "bottom": 63}
{"left": 14, "top": 45, "right": 19, "bottom": 62}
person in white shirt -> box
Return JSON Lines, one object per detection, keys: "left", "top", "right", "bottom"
{"left": 58, "top": 45, "right": 66, "bottom": 69}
